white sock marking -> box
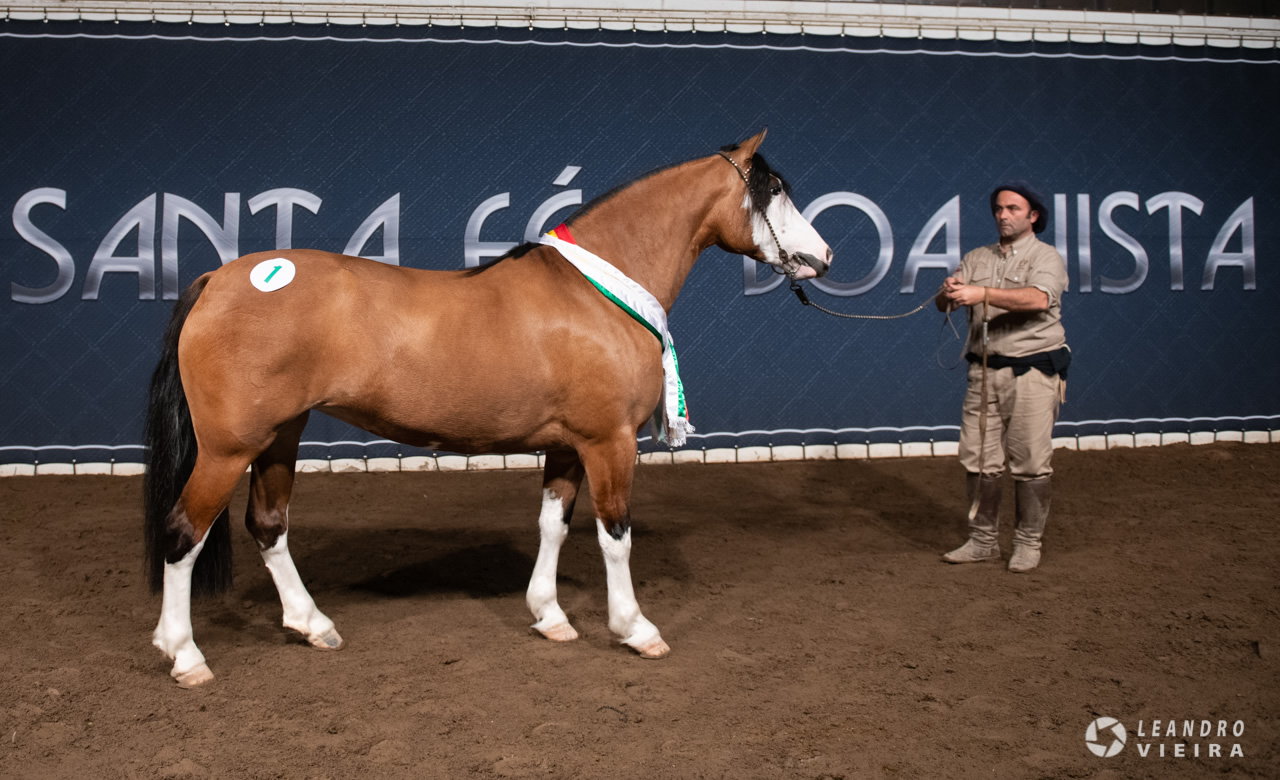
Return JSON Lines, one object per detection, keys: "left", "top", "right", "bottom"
{"left": 261, "top": 529, "right": 336, "bottom": 642}
{"left": 527, "top": 489, "right": 571, "bottom": 631}
{"left": 596, "top": 518, "right": 661, "bottom": 647}
{"left": 152, "top": 536, "right": 208, "bottom": 678}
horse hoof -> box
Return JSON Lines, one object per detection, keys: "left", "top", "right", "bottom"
{"left": 630, "top": 637, "right": 671, "bottom": 660}
{"left": 534, "top": 622, "right": 579, "bottom": 642}
{"left": 173, "top": 663, "right": 214, "bottom": 688}
{"left": 308, "top": 628, "right": 344, "bottom": 650}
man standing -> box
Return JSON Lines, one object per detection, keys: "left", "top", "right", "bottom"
{"left": 935, "top": 182, "right": 1069, "bottom": 573}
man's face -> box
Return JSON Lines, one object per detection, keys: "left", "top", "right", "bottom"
{"left": 993, "top": 191, "right": 1038, "bottom": 241}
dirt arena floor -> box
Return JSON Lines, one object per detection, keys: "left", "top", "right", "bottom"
{"left": 1, "top": 443, "right": 1277, "bottom": 779}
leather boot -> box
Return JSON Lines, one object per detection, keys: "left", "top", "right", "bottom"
{"left": 1009, "top": 476, "right": 1051, "bottom": 573}
{"left": 943, "top": 472, "right": 1003, "bottom": 563}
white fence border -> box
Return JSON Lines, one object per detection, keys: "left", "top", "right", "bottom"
{"left": 2, "top": 2, "right": 1278, "bottom": 49}
{"left": 3, "top": 428, "right": 1274, "bottom": 477}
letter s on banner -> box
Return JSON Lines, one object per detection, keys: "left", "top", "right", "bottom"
{"left": 1098, "top": 191, "right": 1149, "bottom": 295}
{"left": 12, "top": 188, "right": 75, "bottom": 305}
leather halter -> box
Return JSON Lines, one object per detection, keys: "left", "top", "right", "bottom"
{"left": 717, "top": 151, "right": 801, "bottom": 278}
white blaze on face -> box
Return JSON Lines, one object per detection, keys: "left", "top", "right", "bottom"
{"left": 746, "top": 188, "right": 831, "bottom": 279}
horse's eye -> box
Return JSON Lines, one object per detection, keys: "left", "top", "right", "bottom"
{"left": 770, "top": 185, "right": 782, "bottom": 197}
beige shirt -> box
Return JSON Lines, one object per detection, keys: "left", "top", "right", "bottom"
{"left": 957, "top": 232, "right": 1068, "bottom": 358}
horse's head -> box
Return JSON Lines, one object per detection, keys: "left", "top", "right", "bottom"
{"left": 715, "top": 129, "right": 832, "bottom": 280}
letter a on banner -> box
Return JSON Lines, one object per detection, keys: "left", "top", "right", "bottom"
{"left": 1202, "top": 198, "right": 1256, "bottom": 290}
{"left": 344, "top": 194, "right": 401, "bottom": 265}
{"left": 901, "top": 196, "right": 960, "bottom": 293}
{"left": 83, "top": 194, "right": 158, "bottom": 300}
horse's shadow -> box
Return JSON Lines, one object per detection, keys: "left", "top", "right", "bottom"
{"left": 234, "top": 529, "right": 528, "bottom": 603}
{"left": 223, "top": 459, "right": 962, "bottom": 623}
{"left": 236, "top": 520, "right": 690, "bottom": 605}
{"left": 848, "top": 462, "right": 969, "bottom": 551}
{"left": 348, "top": 540, "right": 533, "bottom": 599}
{"left": 633, "top": 458, "right": 965, "bottom": 554}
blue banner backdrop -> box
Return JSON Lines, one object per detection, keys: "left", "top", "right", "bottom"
{"left": 1, "top": 22, "right": 1276, "bottom": 464}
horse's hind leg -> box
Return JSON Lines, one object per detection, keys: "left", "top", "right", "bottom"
{"left": 580, "top": 435, "right": 670, "bottom": 659}
{"left": 527, "top": 450, "right": 585, "bottom": 642}
{"left": 245, "top": 413, "right": 343, "bottom": 650}
{"left": 153, "top": 453, "right": 251, "bottom": 687}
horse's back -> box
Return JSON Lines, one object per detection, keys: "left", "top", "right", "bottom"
{"left": 179, "top": 249, "right": 663, "bottom": 453}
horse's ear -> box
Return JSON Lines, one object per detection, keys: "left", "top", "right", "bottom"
{"left": 729, "top": 128, "right": 768, "bottom": 164}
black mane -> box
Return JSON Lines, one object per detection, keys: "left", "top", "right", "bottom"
{"left": 737, "top": 150, "right": 793, "bottom": 214}
{"left": 465, "top": 145, "right": 796, "bottom": 276}
{"left": 717, "top": 144, "right": 794, "bottom": 214}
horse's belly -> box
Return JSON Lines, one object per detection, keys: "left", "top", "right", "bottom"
{"left": 317, "top": 397, "right": 566, "bottom": 455}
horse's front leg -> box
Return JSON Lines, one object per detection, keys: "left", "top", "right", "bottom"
{"left": 527, "top": 450, "right": 585, "bottom": 642}
{"left": 581, "top": 436, "right": 670, "bottom": 659}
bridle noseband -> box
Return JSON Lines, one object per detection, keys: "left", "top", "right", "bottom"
{"left": 717, "top": 151, "right": 803, "bottom": 280}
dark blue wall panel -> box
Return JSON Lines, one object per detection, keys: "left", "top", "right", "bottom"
{"left": 1, "top": 23, "right": 1276, "bottom": 462}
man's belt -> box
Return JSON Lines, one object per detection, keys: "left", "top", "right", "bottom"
{"left": 966, "top": 346, "right": 1071, "bottom": 381}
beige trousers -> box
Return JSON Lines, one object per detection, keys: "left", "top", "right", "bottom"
{"left": 958, "top": 363, "right": 1061, "bottom": 480}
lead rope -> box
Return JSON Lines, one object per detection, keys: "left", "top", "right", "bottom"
{"left": 718, "top": 150, "right": 966, "bottom": 365}
{"left": 968, "top": 286, "right": 991, "bottom": 522}
{"left": 794, "top": 279, "right": 968, "bottom": 371}
{"left": 718, "top": 151, "right": 946, "bottom": 323}
{"left": 786, "top": 279, "right": 940, "bottom": 321}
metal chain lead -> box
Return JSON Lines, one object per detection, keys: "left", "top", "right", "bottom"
{"left": 789, "top": 281, "right": 943, "bottom": 320}
{"left": 718, "top": 150, "right": 942, "bottom": 322}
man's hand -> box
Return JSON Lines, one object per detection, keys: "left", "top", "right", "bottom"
{"left": 942, "top": 277, "right": 987, "bottom": 307}
{"left": 937, "top": 275, "right": 1049, "bottom": 313}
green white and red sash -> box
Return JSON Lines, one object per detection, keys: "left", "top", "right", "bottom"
{"left": 540, "top": 223, "right": 692, "bottom": 447}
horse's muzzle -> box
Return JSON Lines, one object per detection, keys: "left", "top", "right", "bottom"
{"left": 795, "top": 250, "right": 831, "bottom": 279}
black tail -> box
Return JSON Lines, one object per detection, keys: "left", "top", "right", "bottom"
{"left": 143, "top": 276, "right": 232, "bottom": 596}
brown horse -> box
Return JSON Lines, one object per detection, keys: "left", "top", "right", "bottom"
{"left": 143, "top": 129, "right": 832, "bottom": 687}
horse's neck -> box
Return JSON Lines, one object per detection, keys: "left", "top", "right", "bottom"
{"left": 568, "top": 159, "right": 722, "bottom": 312}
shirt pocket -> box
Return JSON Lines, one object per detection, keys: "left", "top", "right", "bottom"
{"left": 964, "top": 261, "right": 996, "bottom": 286}
{"left": 1005, "top": 259, "right": 1031, "bottom": 286}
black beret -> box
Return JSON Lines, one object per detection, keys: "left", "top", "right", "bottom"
{"left": 990, "top": 181, "right": 1048, "bottom": 234}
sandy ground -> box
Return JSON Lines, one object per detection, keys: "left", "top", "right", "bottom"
{"left": 1, "top": 443, "right": 1277, "bottom": 779}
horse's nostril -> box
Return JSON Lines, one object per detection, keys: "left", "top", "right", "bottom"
{"left": 825, "top": 248, "right": 833, "bottom": 263}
